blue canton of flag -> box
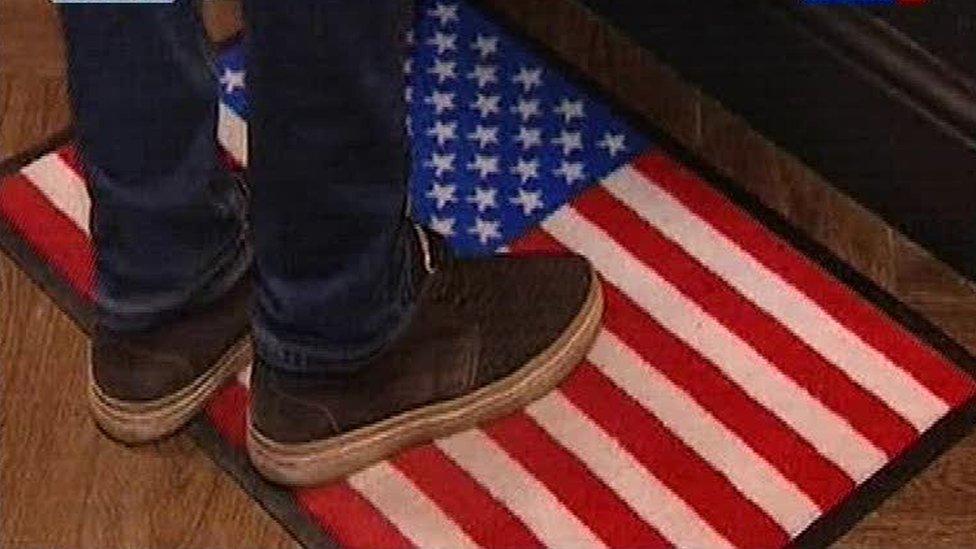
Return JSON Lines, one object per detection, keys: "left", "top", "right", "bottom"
{"left": 217, "top": 46, "right": 248, "bottom": 118}
{"left": 407, "top": 0, "right": 650, "bottom": 255}
{"left": 216, "top": 0, "right": 650, "bottom": 256}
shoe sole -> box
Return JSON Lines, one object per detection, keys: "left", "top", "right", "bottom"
{"left": 247, "top": 268, "right": 605, "bottom": 486}
{"left": 87, "top": 336, "right": 251, "bottom": 444}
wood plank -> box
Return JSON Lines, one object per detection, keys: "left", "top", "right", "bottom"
{"left": 0, "top": 253, "right": 294, "bottom": 548}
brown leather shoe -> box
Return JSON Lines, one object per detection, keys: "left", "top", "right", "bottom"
{"left": 247, "top": 234, "right": 603, "bottom": 486}
{"left": 87, "top": 278, "right": 251, "bottom": 443}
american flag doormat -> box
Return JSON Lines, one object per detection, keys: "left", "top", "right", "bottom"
{"left": 3, "top": 1, "right": 976, "bottom": 547}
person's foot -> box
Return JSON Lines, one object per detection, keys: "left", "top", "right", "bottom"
{"left": 87, "top": 278, "right": 251, "bottom": 443}
{"left": 247, "top": 231, "right": 603, "bottom": 486}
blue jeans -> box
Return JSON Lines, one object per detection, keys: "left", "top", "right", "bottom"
{"left": 59, "top": 0, "right": 417, "bottom": 371}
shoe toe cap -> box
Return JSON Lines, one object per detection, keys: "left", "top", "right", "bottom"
{"left": 471, "top": 254, "right": 598, "bottom": 380}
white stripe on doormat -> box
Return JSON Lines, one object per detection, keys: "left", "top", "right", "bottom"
{"left": 218, "top": 102, "right": 248, "bottom": 166}
{"left": 527, "top": 391, "right": 735, "bottom": 549}
{"left": 590, "top": 329, "right": 819, "bottom": 535}
{"left": 605, "top": 165, "right": 946, "bottom": 431}
{"left": 542, "top": 205, "right": 887, "bottom": 482}
{"left": 20, "top": 153, "right": 90, "bottom": 235}
{"left": 437, "top": 429, "right": 606, "bottom": 549}
{"left": 348, "top": 461, "right": 479, "bottom": 549}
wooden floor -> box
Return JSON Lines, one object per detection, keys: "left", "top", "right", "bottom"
{"left": 0, "top": 2, "right": 295, "bottom": 548}
{"left": 4, "top": 0, "right": 976, "bottom": 547}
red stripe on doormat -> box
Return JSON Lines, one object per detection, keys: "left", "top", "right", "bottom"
{"left": 219, "top": 149, "right": 243, "bottom": 173}
{"left": 633, "top": 152, "right": 976, "bottom": 407}
{"left": 205, "top": 382, "right": 249, "bottom": 449}
{"left": 297, "top": 482, "right": 414, "bottom": 549}
{"left": 0, "top": 173, "right": 94, "bottom": 299}
{"left": 393, "top": 443, "right": 543, "bottom": 548}
{"left": 511, "top": 227, "right": 855, "bottom": 511}
{"left": 601, "top": 282, "right": 855, "bottom": 508}
{"left": 56, "top": 145, "right": 87, "bottom": 184}
{"left": 485, "top": 411, "right": 672, "bottom": 548}
{"left": 562, "top": 361, "right": 790, "bottom": 548}
{"left": 509, "top": 226, "right": 574, "bottom": 256}
{"left": 573, "top": 186, "right": 918, "bottom": 457}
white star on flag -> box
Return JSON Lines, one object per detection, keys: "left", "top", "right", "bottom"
{"left": 403, "top": 58, "right": 413, "bottom": 75}
{"left": 428, "top": 59, "right": 457, "bottom": 84}
{"left": 597, "top": 132, "right": 627, "bottom": 157}
{"left": 467, "top": 154, "right": 500, "bottom": 179}
{"left": 402, "top": 0, "right": 649, "bottom": 253}
{"left": 471, "top": 94, "right": 501, "bottom": 118}
{"left": 467, "top": 125, "right": 499, "bottom": 148}
{"left": 466, "top": 186, "right": 498, "bottom": 213}
{"left": 554, "top": 160, "right": 586, "bottom": 185}
{"left": 467, "top": 65, "right": 498, "bottom": 88}
{"left": 510, "top": 188, "right": 545, "bottom": 216}
{"left": 427, "top": 32, "right": 457, "bottom": 55}
{"left": 219, "top": 68, "right": 245, "bottom": 94}
{"left": 428, "top": 3, "right": 459, "bottom": 26}
{"left": 426, "top": 120, "right": 457, "bottom": 147}
{"left": 511, "top": 98, "right": 541, "bottom": 122}
{"left": 552, "top": 130, "right": 584, "bottom": 156}
{"left": 424, "top": 91, "right": 455, "bottom": 114}
{"left": 425, "top": 152, "right": 456, "bottom": 177}
{"left": 511, "top": 158, "right": 540, "bottom": 184}
{"left": 429, "top": 215, "right": 457, "bottom": 237}
{"left": 468, "top": 217, "right": 502, "bottom": 244}
{"left": 554, "top": 98, "right": 586, "bottom": 124}
{"left": 426, "top": 182, "right": 458, "bottom": 209}
{"left": 512, "top": 66, "right": 543, "bottom": 93}
{"left": 514, "top": 126, "right": 543, "bottom": 150}
{"left": 471, "top": 34, "right": 499, "bottom": 58}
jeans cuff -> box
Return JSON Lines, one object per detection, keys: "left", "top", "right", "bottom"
{"left": 96, "top": 232, "right": 252, "bottom": 331}
{"left": 251, "top": 289, "right": 418, "bottom": 374}
{"left": 253, "top": 228, "right": 424, "bottom": 374}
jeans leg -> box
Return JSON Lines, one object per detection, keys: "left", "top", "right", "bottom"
{"left": 244, "top": 0, "right": 416, "bottom": 371}
{"left": 60, "top": 0, "right": 250, "bottom": 331}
